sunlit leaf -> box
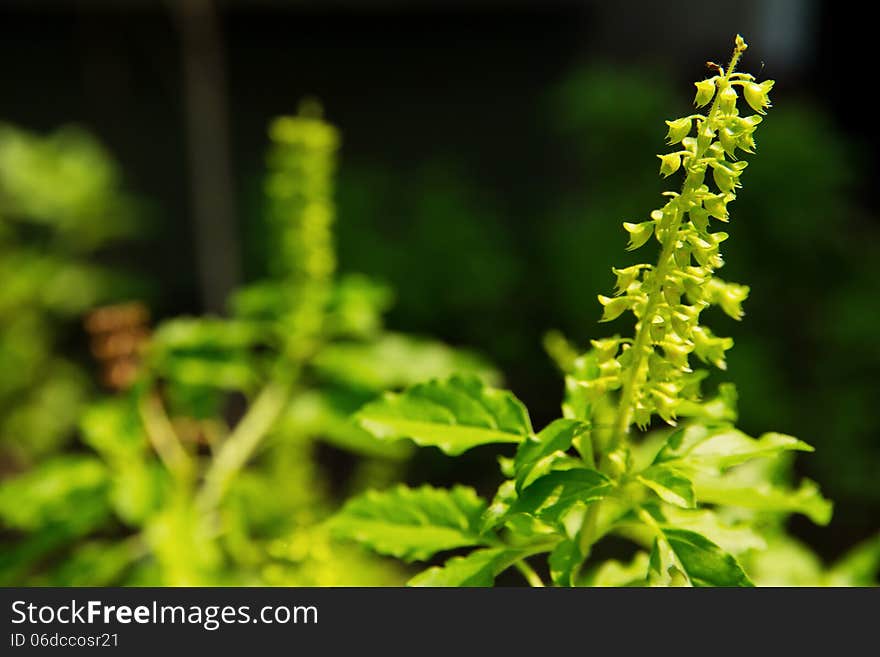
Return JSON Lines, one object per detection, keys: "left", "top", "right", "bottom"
{"left": 510, "top": 468, "right": 613, "bottom": 524}
{"left": 409, "top": 548, "right": 516, "bottom": 587}
{"left": 356, "top": 375, "right": 532, "bottom": 455}
{"left": 694, "top": 475, "right": 833, "bottom": 525}
{"left": 637, "top": 465, "right": 695, "bottom": 508}
{"left": 654, "top": 424, "right": 813, "bottom": 472}
{"left": 659, "top": 528, "right": 753, "bottom": 587}
{"left": 513, "top": 419, "right": 590, "bottom": 492}
{"left": 330, "top": 485, "right": 489, "bottom": 561}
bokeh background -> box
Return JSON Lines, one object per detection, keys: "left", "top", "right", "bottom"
{"left": 1, "top": 0, "right": 877, "bottom": 581}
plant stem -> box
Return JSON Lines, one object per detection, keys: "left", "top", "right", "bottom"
{"left": 138, "top": 389, "right": 193, "bottom": 482}
{"left": 514, "top": 560, "right": 546, "bottom": 587}
{"left": 197, "top": 379, "right": 291, "bottom": 514}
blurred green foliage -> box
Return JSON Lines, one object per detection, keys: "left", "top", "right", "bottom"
{"left": 0, "top": 111, "right": 495, "bottom": 586}
{"left": 0, "top": 125, "right": 139, "bottom": 467}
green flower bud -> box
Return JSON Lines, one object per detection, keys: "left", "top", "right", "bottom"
{"left": 689, "top": 206, "right": 710, "bottom": 232}
{"left": 623, "top": 221, "right": 654, "bottom": 250}
{"left": 598, "top": 358, "right": 622, "bottom": 378}
{"left": 663, "top": 281, "right": 682, "bottom": 306}
{"left": 671, "top": 304, "right": 700, "bottom": 338}
{"left": 718, "top": 127, "right": 737, "bottom": 155}
{"left": 694, "top": 79, "right": 716, "bottom": 107}
{"left": 692, "top": 326, "right": 734, "bottom": 370}
{"left": 717, "top": 85, "right": 738, "bottom": 114}
{"left": 590, "top": 337, "right": 622, "bottom": 362}
{"left": 705, "top": 279, "right": 750, "bottom": 319}
{"left": 703, "top": 194, "right": 729, "bottom": 220}
{"left": 597, "top": 295, "right": 632, "bottom": 322}
{"left": 712, "top": 163, "right": 737, "bottom": 193}
{"left": 612, "top": 265, "right": 646, "bottom": 294}
{"left": 633, "top": 404, "right": 652, "bottom": 430}
{"left": 658, "top": 153, "right": 681, "bottom": 177}
{"left": 742, "top": 80, "right": 774, "bottom": 114}
{"left": 737, "top": 133, "right": 756, "bottom": 153}
{"left": 665, "top": 117, "right": 692, "bottom": 144}
{"left": 661, "top": 339, "right": 692, "bottom": 371}
{"left": 650, "top": 385, "right": 680, "bottom": 425}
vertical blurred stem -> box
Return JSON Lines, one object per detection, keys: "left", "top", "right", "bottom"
{"left": 196, "top": 378, "right": 293, "bottom": 516}
{"left": 171, "top": 0, "right": 240, "bottom": 313}
{"left": 138, "top": 389, "right": 193, "bottom": 483}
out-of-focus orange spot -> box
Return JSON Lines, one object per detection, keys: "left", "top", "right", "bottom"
{"left": 84, "top": 302, "right": 151, "bottom": 391}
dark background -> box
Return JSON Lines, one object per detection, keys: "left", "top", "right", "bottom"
{"left": 1, "top": 0, "right": 877, "bottom": 560}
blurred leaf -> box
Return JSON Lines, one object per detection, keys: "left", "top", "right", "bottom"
{"left": 694, "top": 472, "right": 833, "bottom": 525}
{"left": 587, "top": 552, "right": 651, "bottom": 587}
{"left": 39, "top": 539, "right": 140, "bottom": 586}
{"left": 825, "top": 532, "right": 880, "bottom": 586}
{"left": 657, "top": 508, "right": 765, "bottom": 556}
{"left": 0, "top": 456, "right": 109, "bottom": 531}
{"left": 151, "top": 317, "right": 262, "bottom": 352}
{"left": 744, "top": 533, "right": 823, "bottom": 587}
{"left": 313, "top": 333, "right": 497, "bottom": 392}
{"left": 324, "top": 274, "right": 393, "bottom": 338}
{"left": 80, "top": 399, "right": 146, "bottom": 459}
{"left": 0, "top": 124, "right": 138, "bottom": 249}
{"left": 149, "top": 317, "right": 264, "bottom": 392}
{"left": 284, "top": 390, "right": 411, "bottom": 459}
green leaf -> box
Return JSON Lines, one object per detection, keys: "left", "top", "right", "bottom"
{"left": 511, "top": 468, "right": 613, "bottom": 523}
{"left": 329, "top": 484, "right": 489, "bottom": 561}
{"left": 661, "top": 528, "right": 753, "bottom": 587}
{"left": 548, "top": 539, "right": 582, "bottom": 586}
{"left": 637, "top": 465, "right": 695, "bottom": 508}
{"left": 409, "top": 548, "right": 517, "bottom": 587}
{"left": 654, "top": 425, "right": 812, "bottom": 472}
{"left": 588, "top": 552, "right": 651, "bottom": 587}
{"left": 658, "top": 508, "right": 765, "bottom": 555}
{"left": 312, "top": 333, "right": 497, "bottom": 391}
{"left": 356, "top": 375, "right": 532, "bottom": 456}
{"left": 480, "top": 480, "right": 517, "bottom": 533}
{"left": 513, "top": 419, "right": 589, "bottom": 492}
{"left": 694, "top": 476, "right": 833, "bottom": 525}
